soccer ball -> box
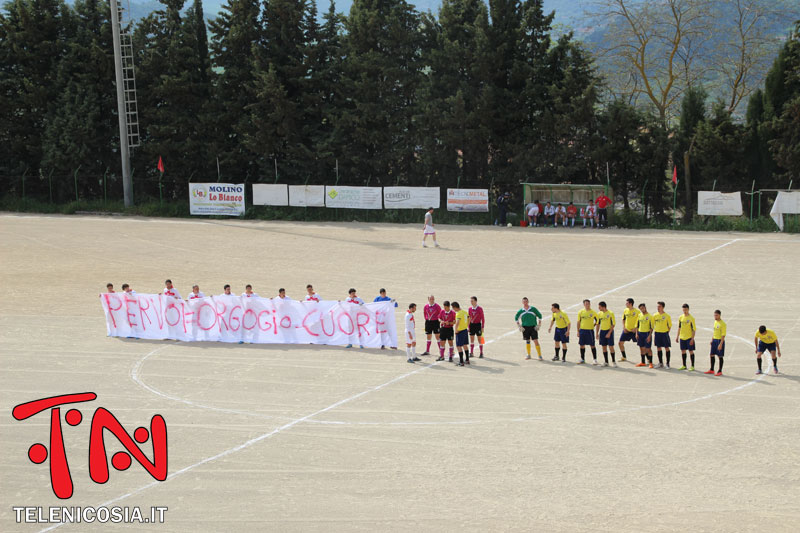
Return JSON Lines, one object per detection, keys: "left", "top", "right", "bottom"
{"left": 507, "top": 223, "right": 512, "bottom": 228}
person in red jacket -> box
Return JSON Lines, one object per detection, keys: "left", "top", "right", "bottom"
{"left": 595, "top": 193, "right": 612, "bottom": 228}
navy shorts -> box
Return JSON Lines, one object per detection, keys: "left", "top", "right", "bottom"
{"left": 554, "top": 327, "right": 569, "bottom": 343}
{"left": 637, "top": 332, "right": 652, "bottom": 348}
{"left": 456, "top": 329, "right": 469, "bottom": 347}
{"left": 578, "top": 329, "right": 595, "bottom": 346}
{"left": 598, "top": 329, "right": 614, "bottom": 346}
{"left": 424, "top": 320, "right": 440, "bottom": 335}
{"left": 620, "top": 330, "right": 636, "bottom": 342}
{"left": 654, "top": 332, "right": 671, "bottom": 348}
{"left": 679, "top": 338, "right": 695, "bottom": 351}
{"left": 758, "top": 341, "right": 776, "bottom": 353}
{"left": 710, "top": 339, "right": 725, "bottom": 356}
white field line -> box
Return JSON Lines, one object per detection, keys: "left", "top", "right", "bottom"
{"left": 42, "top": 239, "right": 742, "bottom": 532}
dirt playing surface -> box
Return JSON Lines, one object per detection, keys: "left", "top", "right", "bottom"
{"left": 1, "top": 213, "right": 798, "bottom": 532}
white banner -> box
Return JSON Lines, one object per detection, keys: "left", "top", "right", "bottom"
{"left": 252, "top": 184, "right": 289, "bottom": 206}
{"left": 770, "top": 191, "right": 800, "bottom": 231}
{"left": 446, "top": 188, "right": 489, "bottom": 212}
{"left": 697, "top": 191, "right": 743, "bottom": 216}
{"left": 325, "top": 186, "right": 382, "bottom": 209}
{"left": 100, "top": 294, "right": 398, "bottom": 348}
{"left": 189, "top": 183, "right": 245, "bottom": 216}
{"left": 383, "top": 187, "right": 441, "bottom": 209}
{"left": 289, "top": 185, "right": 326, "bottom": 207}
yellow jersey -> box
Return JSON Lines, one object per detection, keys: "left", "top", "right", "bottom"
{"left": 552, "top": 310, "right": 570, "bottom": 329}
{"left": 755, "top": 329, "right": 777, "bottom": 344}
{"left": 597, "top": 310, "right": 615, "bottom": 331}
{"left": 713, "top": 319, "right": 726, "bottom": 340}
{"left": 637, "top": 313, "right": 654, "bottom": 333}
{"left": 678, "top": 314, "right": 696, "bottom": 340}
{"left": 455, "top": 309, "right": 469, "bottom": 332}
{"left": 623, "top": 307, "right": 640, "bottom": 330}
{"left": 577, "top": 309, "right": 598, "bottom": 330}
{"left": 653, "top": 312, "right": 672, "bottom": 333}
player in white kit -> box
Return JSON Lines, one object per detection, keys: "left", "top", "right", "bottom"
{"left": 422, "top": 207, "right": 440, "bottom": 248}
{"left": 405, "top": 303, "right": 420, "bottom": 363}
{"left": 188, "top": 285, "right": 205, "bottom": 299}
{"left": 242, "top": 284, "right": 259, "bottom": 297}
{"left": 163, "top": 279, "right": 182, "bottom": 300}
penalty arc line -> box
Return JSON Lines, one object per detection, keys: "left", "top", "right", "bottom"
{"left": 45, "top": 238, "right": 741, "bottom": 532}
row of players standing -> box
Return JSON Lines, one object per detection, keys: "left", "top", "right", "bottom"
{"left": 513, "top": 298, "right": 783, "bottom": 376}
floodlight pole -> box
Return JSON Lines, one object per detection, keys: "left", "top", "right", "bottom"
{"left": 110, "top": 0, "right": 133, "bottom": 207}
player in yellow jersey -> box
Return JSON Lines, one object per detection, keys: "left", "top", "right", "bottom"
{"left": 635, "top": 303, "right": 655, "bottom": 368}
{"left": 576, "top": 299, "right": 599, "bottom": 365}
{"left": 675, "top": 303, "right": 696, "bottom": 371}
{"left": 754, "top": 325, "right": 782, "bottom": 375}
{"left": 617, "top": 298, "right": 639, "bottom": 362}
{"left": 705, "top": 309, "right": 726, "bottom": 376}
{"left": 652, "top": 301, "right": 672, "bottom": 369}
{"left": 452, "top": 302, "right": 470, "bottom": 366}
{"left": 548, "top": 303, "right": 571, "bottom": 363}
{"left": 595, "top": 301, "right": 617, "bottom": 367}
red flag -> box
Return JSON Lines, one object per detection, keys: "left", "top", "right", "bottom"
{"left": 672, "top": 165, "right": 677, "bottom": 185}
{"left": 157, "top": 156, "right": 165, "bottom": 173}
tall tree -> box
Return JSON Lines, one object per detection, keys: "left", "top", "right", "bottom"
{"left": 208, "top": 0, "right": 263, "bottom": 180}
{"left": 339, "top": 0, "right": 424, "bottom": 185}
{"left": 0, "top": 0, "right": 69, "bottom": 178}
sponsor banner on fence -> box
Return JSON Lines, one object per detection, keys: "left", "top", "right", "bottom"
{"left": 383, "top": 187, "right": 441, "bottom": 209}
{"left": 325, "top": 186, "right": 383, "bottom": 209}
{"left": 770, "top": 191, "right": 800, "bottom": 231}
{"left": 189, "top": 183, "right": 245, "bottom": 216}
{"left": 100, "top": 294, "right": 398, "bottom": 348}
{"left": 697, "top": 191, "right": 743, "bottom": 216}
{"left": 288, "top": 185, "right": 326, "bottom": 207}
{"left": 252, "top": 184, "right": 289, "bottom": 206}
{"left": 446, "top": 188, "right": 489, "bottom": 212}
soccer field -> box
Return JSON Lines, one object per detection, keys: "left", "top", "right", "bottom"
{"left": 1, "top": 214, "right": 799, "bottom": 532}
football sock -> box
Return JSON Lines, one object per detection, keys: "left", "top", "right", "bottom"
{"left": 709, "top": 357, "right": 715, "bottom": 371}
{"left": 610, "top": 350, "right": 616, "bottom": 362}
{"left": 665, "top": 349, "right": 671, "bottom": 365}
{"left": 772, "top": 356, "right": 778, "bottom": 370}
{"left": 603, "top": 350, "right": 608, "bottom": 364}
{"left": 690, "top": 353, "right": 695, "bottom": 366}
{"left": 646, "top": 354, "right": 653, "bottom": 364}
{"left": 562, "top": 348, "right": 567, "bottom": 360}
{"left": 718, "top": 356, "right": 724, "bottom": 372}
{"left": 591, "top": 347, "right": 597, "bottom": 359}
{"left": 657, "top": 350, "right": 663, "bottom": 364}
{"left": 535, "top": 344, "right": 541, "bottom": 357}
{"left": 621, "top": 349, "right": 626, "bottom": 359}
{"left": 526, "top": 343, "right": 531, "bottom": 355}
{"left": 580, "top": 347, "right": 586, "bottom": 361}
{"left": 470, "top": 343, "right": 474, "bottom": 355}
{"left": 757, "top": 358, "right": 762, "bottom": 371}
{"left": 426, "top": 341, "right": 431, "bottom": 352}
{"left": 682, "top": 353, "right": 687, "bottom": 366}
{"left": 555, "top": 347, "right": 560, "bottom": 358}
